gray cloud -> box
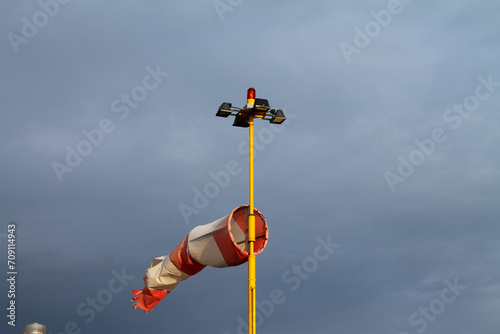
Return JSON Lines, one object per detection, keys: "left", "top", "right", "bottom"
{"left": 1, "top": 1, "right": 500, "bottom": 333}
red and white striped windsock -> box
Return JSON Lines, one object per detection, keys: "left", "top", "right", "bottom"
{"left": 132, "top": 205, "right": 268, "bottom": 313}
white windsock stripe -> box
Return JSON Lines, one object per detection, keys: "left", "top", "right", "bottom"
{"left": 188, "top": 217, "right": 224, "bottom": 242}
{"left": 230, "top": 217, "right": 246, "bottom": 251}
{"left": 187, "top": 216, "right": 228, "bottom": 267}
{"left": 146, "top": 256, "right": 191, "bottom": 291}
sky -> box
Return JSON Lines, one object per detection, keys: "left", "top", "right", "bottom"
{"left": 1, "top": 0, "right": 500, "bottom": 333}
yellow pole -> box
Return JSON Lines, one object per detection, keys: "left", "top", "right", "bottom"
{"left": 248, "top": 116, "right": 256, "bottom": 334}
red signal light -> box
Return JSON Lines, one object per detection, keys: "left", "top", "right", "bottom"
{"left": 247, "top": 87, "right": 256, "bottom": 100}
{"left": 247, "top": 87, "right": 256, "bottom": 108}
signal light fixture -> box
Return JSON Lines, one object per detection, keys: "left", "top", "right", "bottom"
{"left": 215, "top": 88, "right": 286, "bottom": 127}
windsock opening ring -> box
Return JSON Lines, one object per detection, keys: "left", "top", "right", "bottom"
{"left": 187, "top": 205, "right": 268, "bottom": 268}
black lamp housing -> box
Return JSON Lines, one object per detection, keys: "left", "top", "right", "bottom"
{"left": 270, "top": 109, "right": 286, "bottom": 124}
{"left": 253, "top": 98, "right": 270, "bottom": 112}
{"left": 216, "top": 102, "right": 233, "bottom": 117}
{"left": 232, "top": 115, "right": 250, "bottom": 127}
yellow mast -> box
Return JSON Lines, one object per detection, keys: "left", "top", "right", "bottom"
{"left": 248, "top": 116, "right": 256, "bottom": 334}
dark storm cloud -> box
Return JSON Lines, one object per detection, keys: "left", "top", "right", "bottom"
{"left": 1, "top": 1, "right": 499, "bottom": 334}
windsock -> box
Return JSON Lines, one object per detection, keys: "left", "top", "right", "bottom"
{"left": 132, "top": 205, "right": 268, "bottom": 313}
